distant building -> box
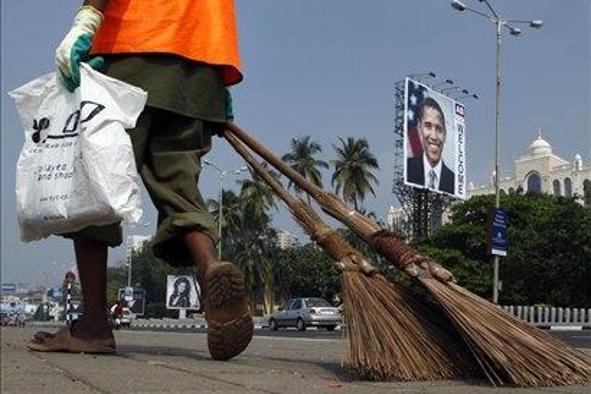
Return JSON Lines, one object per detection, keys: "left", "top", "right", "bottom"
{"left": 21, "top": 288, "right": 47, "bottom": 304}
{"left": 386, "top": 206, "right": 409, "bottom": 232}
{"left": 276, "top": 230, "right": 297, "bottom": 250}
{"left": 469, "top": 132, "right": 591, "bottom": 207}
{"left": 387, "top": 133, "right": 590, "bottom": 237}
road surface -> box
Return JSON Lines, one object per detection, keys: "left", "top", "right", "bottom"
{"left": 1, "top": 327, "right": 589, "bottom": 393}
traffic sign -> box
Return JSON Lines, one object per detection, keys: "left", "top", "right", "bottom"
{"left": 490, "top": 208, "right": 508, "bottom": 256}
{"left": 124, "top": 286, "right": 134, "bottom": 302}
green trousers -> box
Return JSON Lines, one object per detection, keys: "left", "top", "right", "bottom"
{"left": 64, "top": 106, "right": 219, "bottom": 267}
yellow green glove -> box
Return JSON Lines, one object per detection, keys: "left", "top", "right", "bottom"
{"left": 55, "top": 6, "right": 104, "bottom": 92}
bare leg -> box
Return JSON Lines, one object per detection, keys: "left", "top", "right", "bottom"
{"left": 184, "top": 231, "right": 217, "bottom": 280}
{"left": 71, "top": 237, "right": 112, "bottom": 339}
{"left": 29, "top": 237, "right": 114, "bottom": 351}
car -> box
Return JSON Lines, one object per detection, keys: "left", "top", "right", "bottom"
{"left": 268, "top": 297, "right": 341, "bottom": 331}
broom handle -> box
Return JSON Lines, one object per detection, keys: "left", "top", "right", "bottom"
{"left": 224, "top": 132, "right": 298, "bottom": 209}
{"left": 223, "top": 130, "right": 374, "bottom": 274}
{"left": 226, "top": 123, "right": 327, "bottom": 201}
{"left": 225, "top": 122, "right": 453, "bottom": 282}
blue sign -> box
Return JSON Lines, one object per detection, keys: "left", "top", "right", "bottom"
{"left": 46, "top": 286, "right": 63, "bottom": 301}
{"left": 1, "top": 283, "right": 17, "bottom": 295}
{"left": 491, "top": 208, "right": 508, "bottom": 256}
{"left": 124, "top": 286, "right": 134, "bottom": 301}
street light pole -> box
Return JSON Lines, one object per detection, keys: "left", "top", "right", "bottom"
{"left": 126, "top": 221, "right": 150, "bottom": 288}
{"left": 451, "top": 0, "right": 542, "bottom": 304}
{"left": 127, "top": 251, "right": 132, "bottom": 287}
{"left": 493, "top": 17, "right": 502, "bottom": 304}
{"left": 203, "top": 159, "right": 248, "bottom": 259}
{"left": 127, "top": 225, "right": 134, "bottom": 287}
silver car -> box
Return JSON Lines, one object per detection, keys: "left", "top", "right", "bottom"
{"left": 268, "top": 297, "right": 341, "bottom": 331}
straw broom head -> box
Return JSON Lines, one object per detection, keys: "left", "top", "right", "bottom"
{"left": 340, "top": 266, "right": 479, "bottom": 381}
{"left": 223, "top": 130, "right": 477, "bottom": 381}
{"left": 423, "top": 279, "right": 591, "bottom": 387}
{"left": 371, "top": 230, "right": 591, "bottom": 387}
{"left": 288, "top": 199, "right": 478, "bottom": 380}
{"left": 225, "top": 123, "right": 590, "bottom": 386}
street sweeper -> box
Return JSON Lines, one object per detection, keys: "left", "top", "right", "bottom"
{"left": 28, "top": 0, "right": 253, "bottom": 361}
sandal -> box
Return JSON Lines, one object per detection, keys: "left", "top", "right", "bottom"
{"left": 204, "top": 262, "right": 253, "bottom": 360}
{"left": 28, "top": 323, "right": 115, "bottom": 354}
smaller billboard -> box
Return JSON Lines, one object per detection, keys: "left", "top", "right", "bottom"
{"left": 117, "top": 288, "right": 146, "bottom": 316}
{"left": 403, "top": 78, "right": 467, "bottom": 199}
{"left": 166, "top": 275, "right": 201, "bottom": 311}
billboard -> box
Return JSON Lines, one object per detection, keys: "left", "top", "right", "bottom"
{"left": 166, "top": 275, "right": 201, "bottom": 311}
{"left": 403, "top": 78, "right": 467, "bottom": 199}
{"left": 117, "top": 288, "right": 146, "bottom": 316}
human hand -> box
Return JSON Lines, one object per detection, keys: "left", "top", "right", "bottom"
{"left": 55, "top": 6, "right": 104, "bottom": 92}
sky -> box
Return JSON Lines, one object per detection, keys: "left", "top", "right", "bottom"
{"left": 1, "top": 1, "right": 590, "bottom": 287}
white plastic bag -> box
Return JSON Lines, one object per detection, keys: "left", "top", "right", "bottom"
{"left": 9, "top": 63, "right": 147, "bottom": 242}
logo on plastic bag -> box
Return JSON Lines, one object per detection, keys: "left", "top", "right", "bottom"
{"left": 32, "top": 117, "right": 50, "bottom": 143}
{"left": 31, "top": 100, "right": 105, "bottom": 144}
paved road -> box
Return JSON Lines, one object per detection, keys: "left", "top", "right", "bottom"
{"left": 2, "top": 327, "right": 590, "bottom": 394}
{"left": 548, "top": 330, "right": 591, "bottom": 349}
{"left": 129, "top": 325, "right": 591, "bottom": 348}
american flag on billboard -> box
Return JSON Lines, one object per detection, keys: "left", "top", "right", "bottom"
{"left": 406, "top": 80, "right": 427, "bottom": 158}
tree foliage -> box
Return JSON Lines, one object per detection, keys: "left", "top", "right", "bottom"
{"left": 204, "top": 166, "right": 281, "bottom": 315}
{"left": 273, "top": 243, "right": 340, "bottom": 306}
{"left": 417, "top": 194, "right": 591, "bottom": 306}
{"left": 106, "top": 265, "right": 126, "bottom": 307}
{"left": 281, "top": 136, "right": 329, "bottom": 204}
{"left": 331, "top": 137, "right": 379, "bottom": 210}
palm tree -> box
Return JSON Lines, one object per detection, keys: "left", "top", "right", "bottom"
{"left": 237, "top": 166, "right": 277, "bottom": 219}
{"left": 331, "top": 136, "right": 379, "bottom": 210}
{"left": 281, "top": 136, "right": 328, "bottom": 205}
{"left": 233, "top": 166, "right": 278, "bottom": 313}
{"left": 207, "top": 189, "right": 241, "bottom": 236}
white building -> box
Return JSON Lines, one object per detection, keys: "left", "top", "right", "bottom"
{"left": 276, "top": 229, "right": 297, "bottom": 250}
{"left": 386, "top": 206, "right": 409, "bottom": 232}
{"left": 469, "top": 133, "right": 591, "bottom": 206}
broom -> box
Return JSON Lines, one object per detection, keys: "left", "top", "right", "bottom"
{"left": 223, "top": 130, "right": 478, "bottom": 381}
{"left": 225, "top": 122, "right": 591, "bottom": 387}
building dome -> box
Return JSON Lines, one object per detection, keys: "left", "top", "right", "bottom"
{"left": 530, "top": 135, "right": 552, "bottom": 156}
{"left": 574, "top": 153, "right": 583, "bottom": 171}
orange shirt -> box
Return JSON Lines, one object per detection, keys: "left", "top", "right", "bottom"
{"left": 91, "top": 0, "right": 242, "bottom": 86}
